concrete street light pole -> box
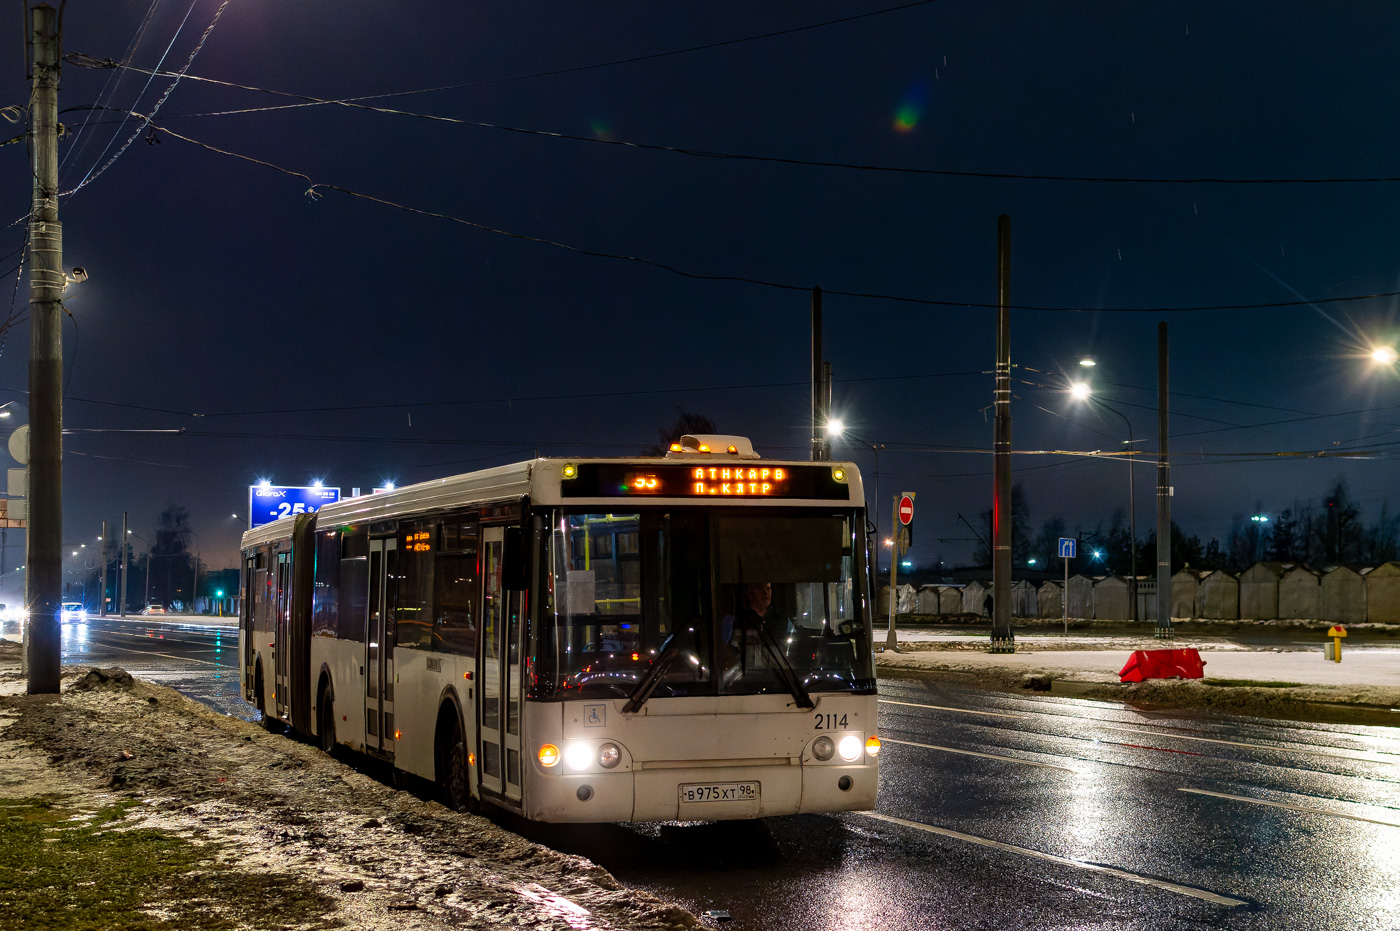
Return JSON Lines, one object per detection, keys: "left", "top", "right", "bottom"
{"left": 990, "top": 215, "right": 1014, "bottom": 653}
{"left": 25, "top": 4, "right": 63, "bottom": 694}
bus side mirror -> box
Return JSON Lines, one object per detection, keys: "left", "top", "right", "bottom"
{"left": 503, "top": 526, "right": 530, "bottom": 590}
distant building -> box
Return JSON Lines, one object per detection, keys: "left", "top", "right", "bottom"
{"left": 1239, "top": 562, "right": 1289, "bottom": 620}
{"left": 1320, "top": 566, "right": 1366, "bottom": 623}
{"left": 1196, "top": 570, "right": 1239, "bottom": 620}
{"left": 1093, "top": 575, "right": 1130, "bottom": 621}
{"left": 1277, "top": 565, "right": 1321, "bottom": 619}
{"left": 1365, "top": 562, "right": 1400, "bottom": 623}
{"left": 1171, "top": 569, "right": 1204, "bottom": 620}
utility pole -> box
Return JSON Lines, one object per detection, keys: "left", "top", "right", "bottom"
{"left": 120, "top": 511, "right": 129, "bottom": 617}
{"left": 25, "top": 3, "right": 63, "bottom": 694}
{"left": 811, "top": 286, "right": 824, "bottom": 460}
{"left": 98, "top": 520, "right": 107, "bottom": 616}
{"left": 1155, "top": 322, "right": 1172, "bottom": 638}
{"left": 990, "top": 215, "right": 1014, "bottom": 653}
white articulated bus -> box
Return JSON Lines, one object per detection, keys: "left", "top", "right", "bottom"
{"left": 240, "top": 435, "right": 880, "bottom": 822}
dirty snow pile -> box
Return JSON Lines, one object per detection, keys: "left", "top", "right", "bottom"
{"left": 0, "top": 658, "right": 695, "bottom": 931}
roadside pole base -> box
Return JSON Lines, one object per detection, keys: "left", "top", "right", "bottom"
{"left": 884, "top": 628, "right": 902, "bottom": 653}
{"left": 1153, "top": 626, "right": 1174, "bottom": 640}
{"left": 988, "top": 636, "right": 1015, "bottom": 654}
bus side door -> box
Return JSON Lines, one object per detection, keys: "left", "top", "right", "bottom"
{"left": 365, "top": 536, "right": 397, "bottom": 756}
{"left": 478, "top": 527, "right": 523, "bottom": 801}
{"left": 274, "top": 550, "right": 290, "bottom": 721}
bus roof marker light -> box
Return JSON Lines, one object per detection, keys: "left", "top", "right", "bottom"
{"left": 538, "top": 744, "right": 561, "bottom": 767}
{"left": 832, "top": 467, "right": 846, "bottom": 482}
{"left": 669, "top": 443, "right": 683, "bottom": 453}
{"left": 562, "top": 463, "right": 578, "bottom": 479}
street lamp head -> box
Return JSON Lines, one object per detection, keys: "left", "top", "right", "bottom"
{"left": 1078, "top": 356, "right": 1096, "bottom": 367}
{"left": 826, "top": 419, "right": 845, "bottom": 438}
{"left": 1070, "top": 381, "right": 1092, "bottom": 401}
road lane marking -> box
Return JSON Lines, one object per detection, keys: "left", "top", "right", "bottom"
{"left": 1179, "top": 788, "right": 1400, "bottom": 828}
{"left": 74, "top": 641, "right": 230, "bottom": 668}
{"left": 881, "top": 696, "right": 1396, "bottom": 766}
{"left": 854, "top": 811, "right": 1248, "bottom": 907}
{"left": 879, "top": 698, "right": 1026, "bottom": 719}
{"left": 1093, "top": 723, "right": 1397, "bottom": 765}
{"left": 950, "top": 692, "right": 1400, "bottom": 760}
{"left": 881, "top": 736, "right": 1077, "bottom": 772}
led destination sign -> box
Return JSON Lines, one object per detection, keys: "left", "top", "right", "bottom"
{"left": 561, "top": 463, "right": 851, "bottom": 501}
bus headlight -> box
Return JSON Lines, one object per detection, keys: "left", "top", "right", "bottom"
{"left": 598, "top": 743, "right": 621, "bottom": 769}
{"left": 539, "top": 744, "right": 561, "bottom": 767}
{"left": 865, "top": 735, "right": 881, "bottom": 757}
{"left": 811, "top": 736, "right": 835, "bottom": 761}
{"left": 564, "top": 742, "right": 593, "bottom": 772}
{"left": 838, "top": 735, "right": 863, "bottom": 762}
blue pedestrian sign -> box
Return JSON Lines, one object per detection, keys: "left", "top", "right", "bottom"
{"left": 1058, "top": 537, "right": 1077, "bottom": 559}
{"left": 247, "top": 484, "right": 341, "bottom": 529}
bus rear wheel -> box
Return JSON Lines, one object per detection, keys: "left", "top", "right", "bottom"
{"left": 254, "top": 666, "right": 281, "bottom": 733}
{"left": 317, "top": 686, "right": 336, "bottom": 754}
{"left": 440, "top": 721, "right": 476, "bottom": 813}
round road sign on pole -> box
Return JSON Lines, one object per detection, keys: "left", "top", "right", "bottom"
{"left": 898, "top": 494, "right": 914, "bottom": 525}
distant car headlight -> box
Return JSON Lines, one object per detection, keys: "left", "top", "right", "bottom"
{"left": 838, "top": 735, "right": 863, "bottom": 762}
{"left": 564, "top": 742, "right": 592, "bottom": 772}
{"left": 598, "top": 743, "right": 621, "bottom": 769}
{"left": 811, "top": 736, "right": 836, "bottom": 761}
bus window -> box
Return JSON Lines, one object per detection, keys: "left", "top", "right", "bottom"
{"left": 339, "top": 529, "right": 368, "bottom": 642}
{"left": 434, "top": 519, "right": 478, "bottom": 655}
{"left": 396, "top": 522, "right": 434, "bottom": 650}
{"left": 312, "top": 529, "right": 339, "bottom": 638}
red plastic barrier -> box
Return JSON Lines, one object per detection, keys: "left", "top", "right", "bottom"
{"left": 1118, "top": 648, "right": 1206, "bottom": 683}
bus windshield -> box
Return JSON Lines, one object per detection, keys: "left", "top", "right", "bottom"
{"left": 541, "top": 508, "right": 874, "bottom": 701}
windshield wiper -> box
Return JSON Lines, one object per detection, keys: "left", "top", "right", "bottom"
{"left": 754, "top": 625, "right": 814, "bottom": 709}
{"left": 622, "top": 627, "right": 698, "bottom": 714}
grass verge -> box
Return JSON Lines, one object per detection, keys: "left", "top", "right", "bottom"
{"left": 0, "top": 796, "right": 339, "bottom": 931}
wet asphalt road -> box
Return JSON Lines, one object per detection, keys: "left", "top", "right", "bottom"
{"left": 36, "top": 616, "right": 1400, "bottom": 931}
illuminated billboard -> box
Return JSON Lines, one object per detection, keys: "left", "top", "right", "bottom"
{"left": 247, "top": 485, "right": 341, "bottom": 529}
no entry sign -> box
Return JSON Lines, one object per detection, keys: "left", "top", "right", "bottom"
{"left": 898, "top": 494, "right": 915, "bottom": 525}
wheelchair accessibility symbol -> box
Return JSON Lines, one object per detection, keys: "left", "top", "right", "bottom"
{"left": 583, "top": 704, "right": 606, "bottom": 727}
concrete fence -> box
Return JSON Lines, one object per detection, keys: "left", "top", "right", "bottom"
{"left": 878, "top": 560, "right": 1400, "bottom": 622}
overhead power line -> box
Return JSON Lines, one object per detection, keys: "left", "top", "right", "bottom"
{"left": 76, "top": 112, "right": 1400, "bottom": 318}
{"left": 71, "top": 1, "right": 943, "bottom": 105}
{"left": 95, "top": 62, "right": 1400, "bottom": 187}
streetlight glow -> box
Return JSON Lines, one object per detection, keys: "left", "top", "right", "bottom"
{"left": 1070, "top": 381, "right": 1092, "bottom": 400}
{"left": 827, "top": 419, "right": 845, "bottom": 437}
{"left": 1372, "top": 346, "right": 1397, "bottom": 365}
{"left": 1078, "top": 356, "right": 1096, "bottom": 367}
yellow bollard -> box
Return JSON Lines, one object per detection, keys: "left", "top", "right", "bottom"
{"left": 1326, "top": 624, "right": 1347, "bottom": 663}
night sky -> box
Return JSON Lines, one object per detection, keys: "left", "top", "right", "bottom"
{"left": 4, "top": 1, "right": 1400, "bottom": 584}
